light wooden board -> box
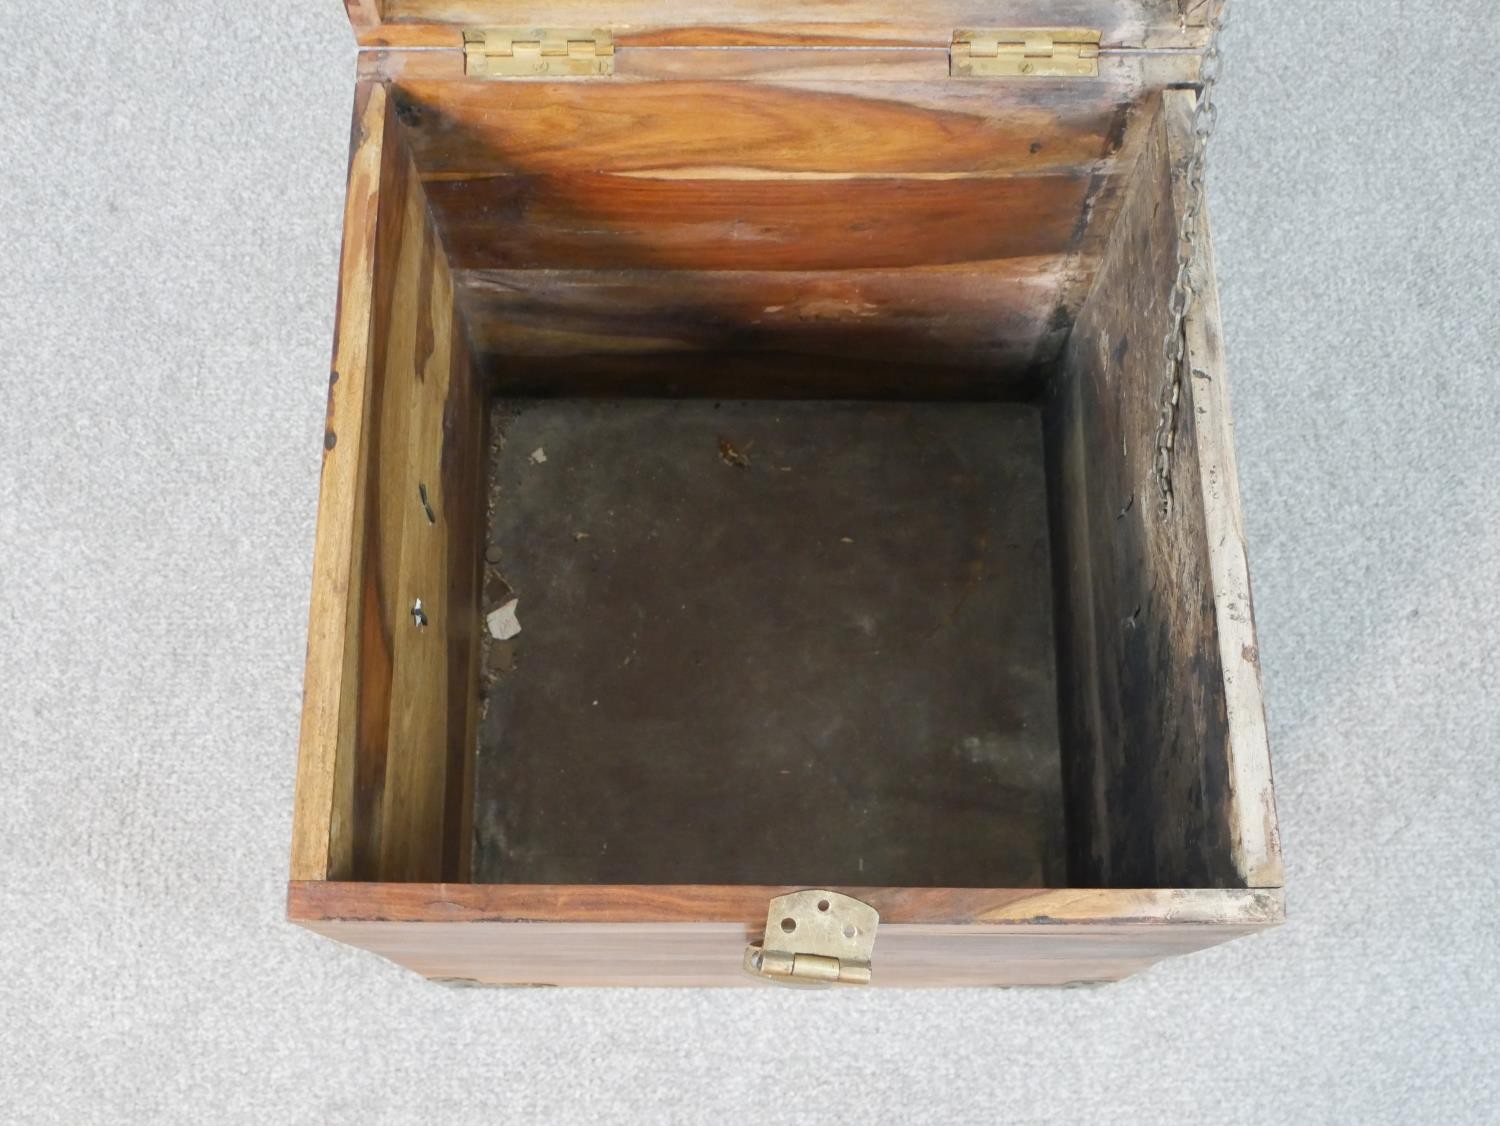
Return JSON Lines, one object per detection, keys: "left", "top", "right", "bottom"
{"left": 1045, "top": 92, "right": 1281, "bottom": 888}
{"left": 291, "top": 82, "right": 391, "bottom": 883}
{"left": 360, "top": 44, "right": 1202, "bottom": 86}
{"left": 288, "top": 883, "right": 1282, "bottom": 987}
{"left": 392, "top": 77, "right": 1140, "bottom": 179}
{"left": 291, "top": 81, "right": 487, "bottom": 883}
{"left": 352, "top": 1, "right": 1214, "bottom": 50}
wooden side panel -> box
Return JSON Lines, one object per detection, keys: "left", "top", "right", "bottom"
{"left": 372, "top": 172, "right": 458, "bottom": 881}
{"left": 343, "top": 0, "right": 383, "bottom": 32}
{"left": 355, "top": 2, "right": 1209, "bottom": 50}
{"left": 393, "top": 78, "right": 1135, "bottom": 180}
{"left": 1045, "top": 93, "right": 1281, "bottom": 888}
{"left": 292, "top": 921, "right": 1267, "bottom": 987}
{"left": 291, "top": 84, "right": 392, "bottom": 882}
{"left": 393, "top": 76, "right": 1123, "bottom": 277}
{"left": 1162, "top": 90, "right": 1281, "bottom": 887}
{"left": 361, "top": 44, "right": 1203, "bottom": 87}
{"left": 457, "top": 262, "right": 1064, "bottom": 390}
{"left": 291, "top": 81, "right": 486, "bottom": 884}
{"left": 429, "top": 171, "right": 1091, "bottom": 273}
{"left": 359, "top": 123, "right": 485, "bottom": 883}
{"left": 288, "top": 883, "right": 1282, "bottom": 987}
{"left": 439, "top": 321, "right": 484, "bottom": 882}
{"left": 1181, "top": 0, "right": 1226, "bottom": 28}
{"left": 382, "top": 76, "right": 1158, "bottom": 393}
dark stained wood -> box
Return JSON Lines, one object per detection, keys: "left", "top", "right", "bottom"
{"left": 455, "top": 262, "right": 1066, "bottom": 383}
{"left": 1037, "top": 83, "right": 1159, "bottom": 369}
{"left": 1047, "top": 94, "right": 1209, "bottom": 886}
{"left": 288, "top": 883, "right": 1282, "bottom": 987}
{"left": 1044, "top": 93, "right": 1281, "bottom": 889}
{"left": 472, "top": 400, "right": 1064, "bottom": 887}
{"left": 479, "top": 351, "right": 1044, "bottom": 400}
{"left": 1161, "top": 90, "right": 1281, "bottom": 886}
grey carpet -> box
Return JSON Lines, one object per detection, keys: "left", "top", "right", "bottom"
{"left": 1, "top": 1, "right": 1496, "bottom": 1122}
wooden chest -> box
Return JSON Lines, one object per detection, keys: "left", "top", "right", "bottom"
{"left": 288, "top": 0, "right": 1283, "bottom": 987}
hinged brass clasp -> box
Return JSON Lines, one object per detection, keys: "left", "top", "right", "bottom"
{"left": 951, "top": 28, "right": 1101, "bottom": 78}
{"left": 743, "top": 890, "right": 879, "bottom": 986}
{"left": 463, "top": 28, "right": 615, "bottom": 78}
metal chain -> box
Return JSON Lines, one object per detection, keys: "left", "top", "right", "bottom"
{"left": 1152, "top": 1, "right": 1228, "bottom": 518}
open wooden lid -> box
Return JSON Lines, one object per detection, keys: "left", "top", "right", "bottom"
{"left": 346, "top": 0, "right": 1221, "bottom": 50}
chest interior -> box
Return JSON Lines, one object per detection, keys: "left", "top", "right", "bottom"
{"left": 302, "top": 4, "right": 1271, "bottom": 896}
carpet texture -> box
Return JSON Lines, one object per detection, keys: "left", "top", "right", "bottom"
{"left": 1, "top": 2, "right": 1496, "bottom": 1122}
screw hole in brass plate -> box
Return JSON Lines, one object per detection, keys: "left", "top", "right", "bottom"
{"left": 744, "top": 890, "right": 880, "bottom": 986}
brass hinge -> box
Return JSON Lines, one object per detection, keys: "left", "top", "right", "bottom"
{"left": 951, "top": 28, "right": 1101, "bottom": 78}
{"left": 462, "top": 28, "right": 614, "bottom": 78}
{"left": 743, "top": 890, "right": 879, "bottom": 986}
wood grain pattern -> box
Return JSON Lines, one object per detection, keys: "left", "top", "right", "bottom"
{"left": 343, "top": 0, "right": 382, "bottom": 31}
{"left": 1045, "top": 92, "right": 1281, "bottom": 888}
{"left": 1162, "top": 89, "right": 1281, "bottom": 886}
{"left": 439, "top": 314, "right": 484, "bottom": 883}
{"left": 456, "top": 261, "right": 1065, "bottom": 376}
{"left": 358, "top": 135, "right": 487, "bottom": 883}
{"left": 429, "top": 166, "right": 1094, "bottom": 273}
{"left": 293, "top": 81, "right": 487, "bottom": 883}
{"left": 359, "top": 45, "right": 1202, "bottom": 87}
{"left": 393, "top": 77, "right": 1129, "bottom": 281}
{"left": 1181, "top": 0, "right": 1225, "bottom": 28}
{"left": 1048, "top": 94, "right": 1216, "bottom": 886}
{"left": 378, "top": 76, "right": 1155, "bottom": 390}
{"left": 288, "top": 883, "right": 1281, "bottom": 987}
{"left": 290, "top": 83, "right": 391, "bottom": 883}
{"left": 290, "top": 920, "right": 1272, "bottom": 986}
{"left": 290, "top": 882, "right": 1281, "bottom": 926}
{"left": 294, "top": 32, "right": 1281, "bottom": 991}
{"left": 354, "top": 2, "right": 1211, "bottom": 50}
{"left": 371, "top": 168, "right": 458, "bottom": 881}
{"left": 391, "top": 79, "right": 1137, "bottom": 180}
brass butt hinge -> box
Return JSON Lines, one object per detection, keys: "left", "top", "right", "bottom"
{"left": 463, "top": 28, "right": 615, "bottom": 78}
{"left": 743, "top": 890, "right": 879, "bottom": 986}
{"left": 951, "top": 28, "right": 1101, "bottom": 78}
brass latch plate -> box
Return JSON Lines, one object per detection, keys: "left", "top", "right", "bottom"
{"left": 743, "top": 890, "right": 879, "bottom": 986}
{"left": 463, "top": 28, "right": 615, "bottom": 78}
{"left": 951, "top": 28, "right": 1101, "bottom": 78}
